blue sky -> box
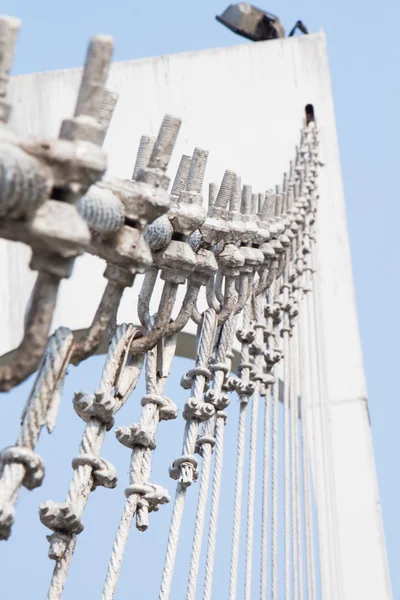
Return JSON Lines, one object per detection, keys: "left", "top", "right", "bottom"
{"left": 1, "top": 0, "right": 399, "bottom": 598}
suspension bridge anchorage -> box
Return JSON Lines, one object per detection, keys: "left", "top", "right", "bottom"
{"left": 0, "top": 12, "right": 392, "bottom": 600}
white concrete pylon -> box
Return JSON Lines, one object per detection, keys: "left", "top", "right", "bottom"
{"left": 2, "top": 33, "right": 392, "bottom": 599}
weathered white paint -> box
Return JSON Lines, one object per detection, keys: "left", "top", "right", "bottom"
{"left": 1, "top": 33, "right": 391, "bottom": 598}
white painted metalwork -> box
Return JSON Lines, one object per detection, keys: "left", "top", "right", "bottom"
{"left": 0, "top": 12, "right": 392, "bottom": 600}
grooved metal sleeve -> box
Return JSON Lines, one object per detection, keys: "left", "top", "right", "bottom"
{"left": 0, "top": 16, "right": 21, "bottom": 110}
{"left": 133, "top": 135, "right": 156, "bottom": 179}
{"left": 74, "top": 35, "right": 114, "bottom": 119}
{"left": 148, "top": 115, "right": 181, "bottom": 171}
